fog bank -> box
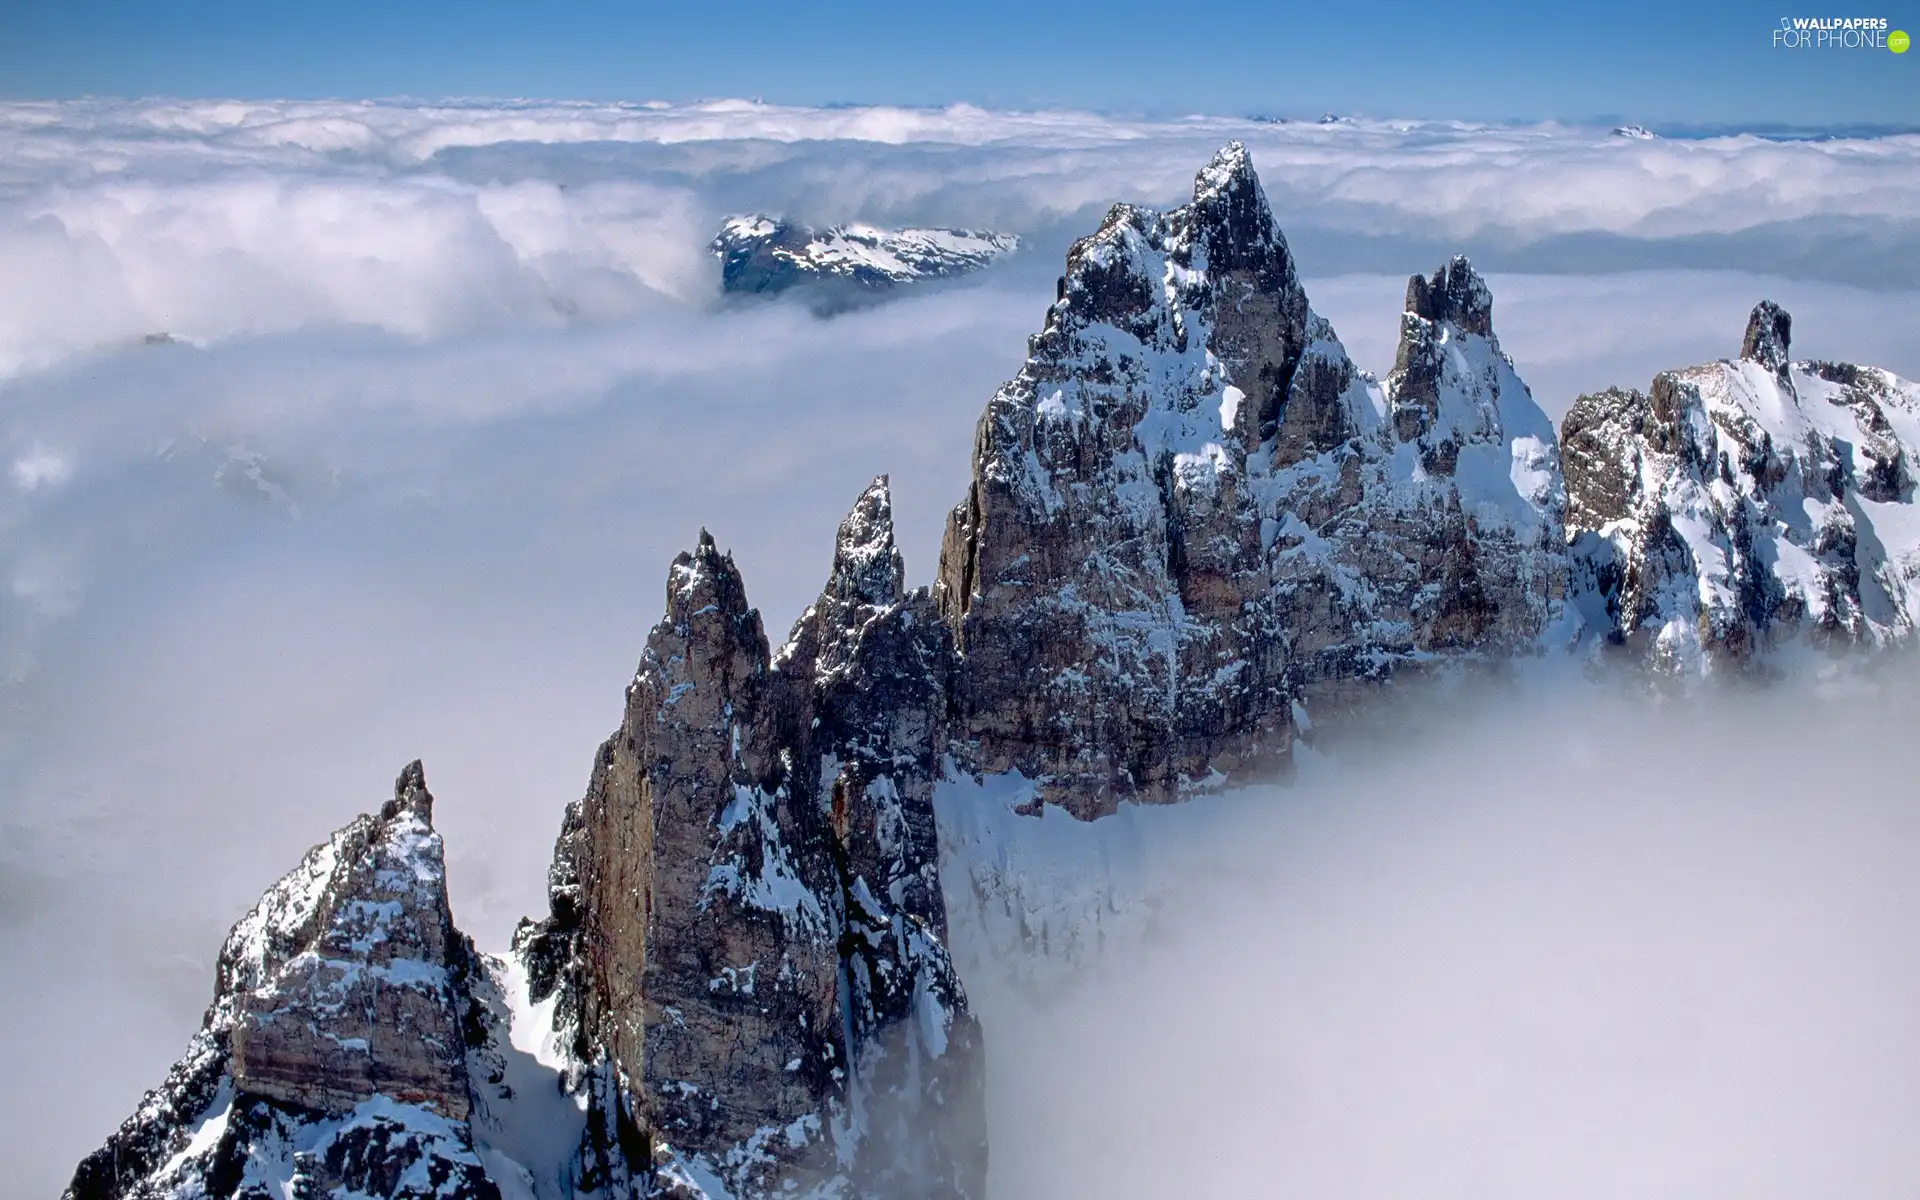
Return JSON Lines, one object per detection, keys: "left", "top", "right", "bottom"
{"left": 948, "top": 673, "right": 1920, "bottom": 1198}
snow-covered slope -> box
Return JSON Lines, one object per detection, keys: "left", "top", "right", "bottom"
{"left": 1563, "top": 300, "right": 1920, "bottom": 670}
{"left": 710, "top": 217, "right": 1017, "bottom": 306}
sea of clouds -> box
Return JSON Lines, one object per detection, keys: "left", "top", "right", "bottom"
{"left": 948, "top": 671, "right": 1920, "bottom": 1198}
{"left": 3, "top": 97, "right": 1919, "bottom": 1196}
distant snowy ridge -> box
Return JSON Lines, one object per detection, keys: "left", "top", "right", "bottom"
{"left": 710, "top": 216, "right": 1017, "bottom": 302}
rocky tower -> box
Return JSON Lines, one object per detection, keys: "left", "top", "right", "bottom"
{"left": 1562, "top": 301, "right": 1920, "bottom": 670}
{"left": 1372, "top": 256, "right": 1568, "bottom": 653}
{"left": 67, "top": 764, "right": 500, "bottom": 1200}
{"left": 519, "top": 478, "right": 985, "bottom": 1198}
{"left": 935, "top": 144, "right": 1567, "bottom": 818}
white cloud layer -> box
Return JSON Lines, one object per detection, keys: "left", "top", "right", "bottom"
{"left": 950, "top": 672, "right": 1920, "bottom": 1199}
{"left": 4, "top": 98, "right": 1920, "bottom": 375}
{"left": 2, "top": 98, "right": 1918, "bottom": 1198}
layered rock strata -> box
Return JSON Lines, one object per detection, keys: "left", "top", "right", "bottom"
{"left": 66, "top": 764, "right": 501, "bottom": 1200}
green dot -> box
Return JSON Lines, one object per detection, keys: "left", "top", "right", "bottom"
{"left": 1893, "top": 29, "right": 1912, "bottom": 53}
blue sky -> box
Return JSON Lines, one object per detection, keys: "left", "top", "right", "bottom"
{"left": 1, "top": 1, "right": 1916, "bottom": 127}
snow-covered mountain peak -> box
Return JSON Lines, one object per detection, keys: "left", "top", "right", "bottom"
{"left": 936, "top": 147, "right": 1567, "bottom": 816}
{"left": 1181, "top": 140, "right": 1286, "bottom": 266}
{"left": 67, "top": 763, "right": 502, "bottom": 1200}
{"left": 668, "top": 527, "right": 760, "bottom": 632}
{"left": 1382, "top": 256, "right": 1562, "bottom": 542}
{"left": 1194, "top": 139, "right": 1255, "bottom": 195}
{"left": 1564, "top": 301, "right": 1920, "bottom": 669}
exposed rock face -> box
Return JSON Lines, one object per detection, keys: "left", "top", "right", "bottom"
{"left": 1741, "top": 299, "right": 1792, "bottom": 372}
{"left": 773, "top": 481, "right": 986, "bottom": 1198}
{"left": 1401, "top": 256, "right": 1493, "bottom": 340}
{"left": 1375, "top": 255, "right": 1567, "bottom": 648}
{"left": 520, "top": 478, "right": 985, "bottom": 1198}
{"left": 934, "top": 144, "right": 1566, "bottom": 817}
{"left": 711, "top": 216, "right": 1018, "bottom": 309}
{"left": 227, "top": 762, "right": 475, "bottom": 1121}
{"left": 1563, "top": 302, "right": 1920, "bottom": 670}
{"left": 66, "top": 764, "right": 501, "bottom": 1200}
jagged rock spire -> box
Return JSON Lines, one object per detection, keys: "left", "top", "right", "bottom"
{"left": 1388, "top": 255, "right": 1526, "bottom": 472}
{"left": 521, "top": 508, "right": 984, "bottom": 1197}
{"left": 1194, "top": 140, "right": 1256, "bottom": 199}
{"left": 1404, "top": 255, "right": 1494, "bottom": 339}
{"left": 383, "top": 757, "right": 432, "bottom": 822}
{"left": 1185, "top": 141, "right": 1283, "bottom": 271}
{"left": 828, "top": 475, "right": 906, "bottom": 606}
{"left": 1741, "top": 300, "right": 1792, "bottom": 371}
{"left": 66, "top": 764, "right": 496, "bottom": 1200}
{"left": 667, "top": 527, "right": 765, "bottom": 656}
{"left": 1393, "top": 257, "right": 1497, "bottom": 400}
{"left": 228, "top": 760, "right": 472, "bottom": 1121}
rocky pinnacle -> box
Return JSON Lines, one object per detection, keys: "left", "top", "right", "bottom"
{"left": 66, "top": 763, "right": 499, "bottom": 1200}
{"left": 1741, "top": 299, "right": 1793, "bottom": 372}
{"left": 520, "top": 477, "right": 985, "bottom": 1197}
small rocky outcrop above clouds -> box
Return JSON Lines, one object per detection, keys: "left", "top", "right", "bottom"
{"left": 66, "top": 764, "right": 501, "bottom": 1200}
{"left": 1563, "top": 301, "right": 1920, "bottom": 670}
{"left": 710, "top": 216, "right": 1018, "bottom": 309}
{"left": 1740, "top": 298, "right": 1793, "bottom": 371}
{"left": 933, "top": 144, "right": 1567, "bottom": 818}
{"left": 517, "top": 477, "right": 986, "bottom": 1199}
